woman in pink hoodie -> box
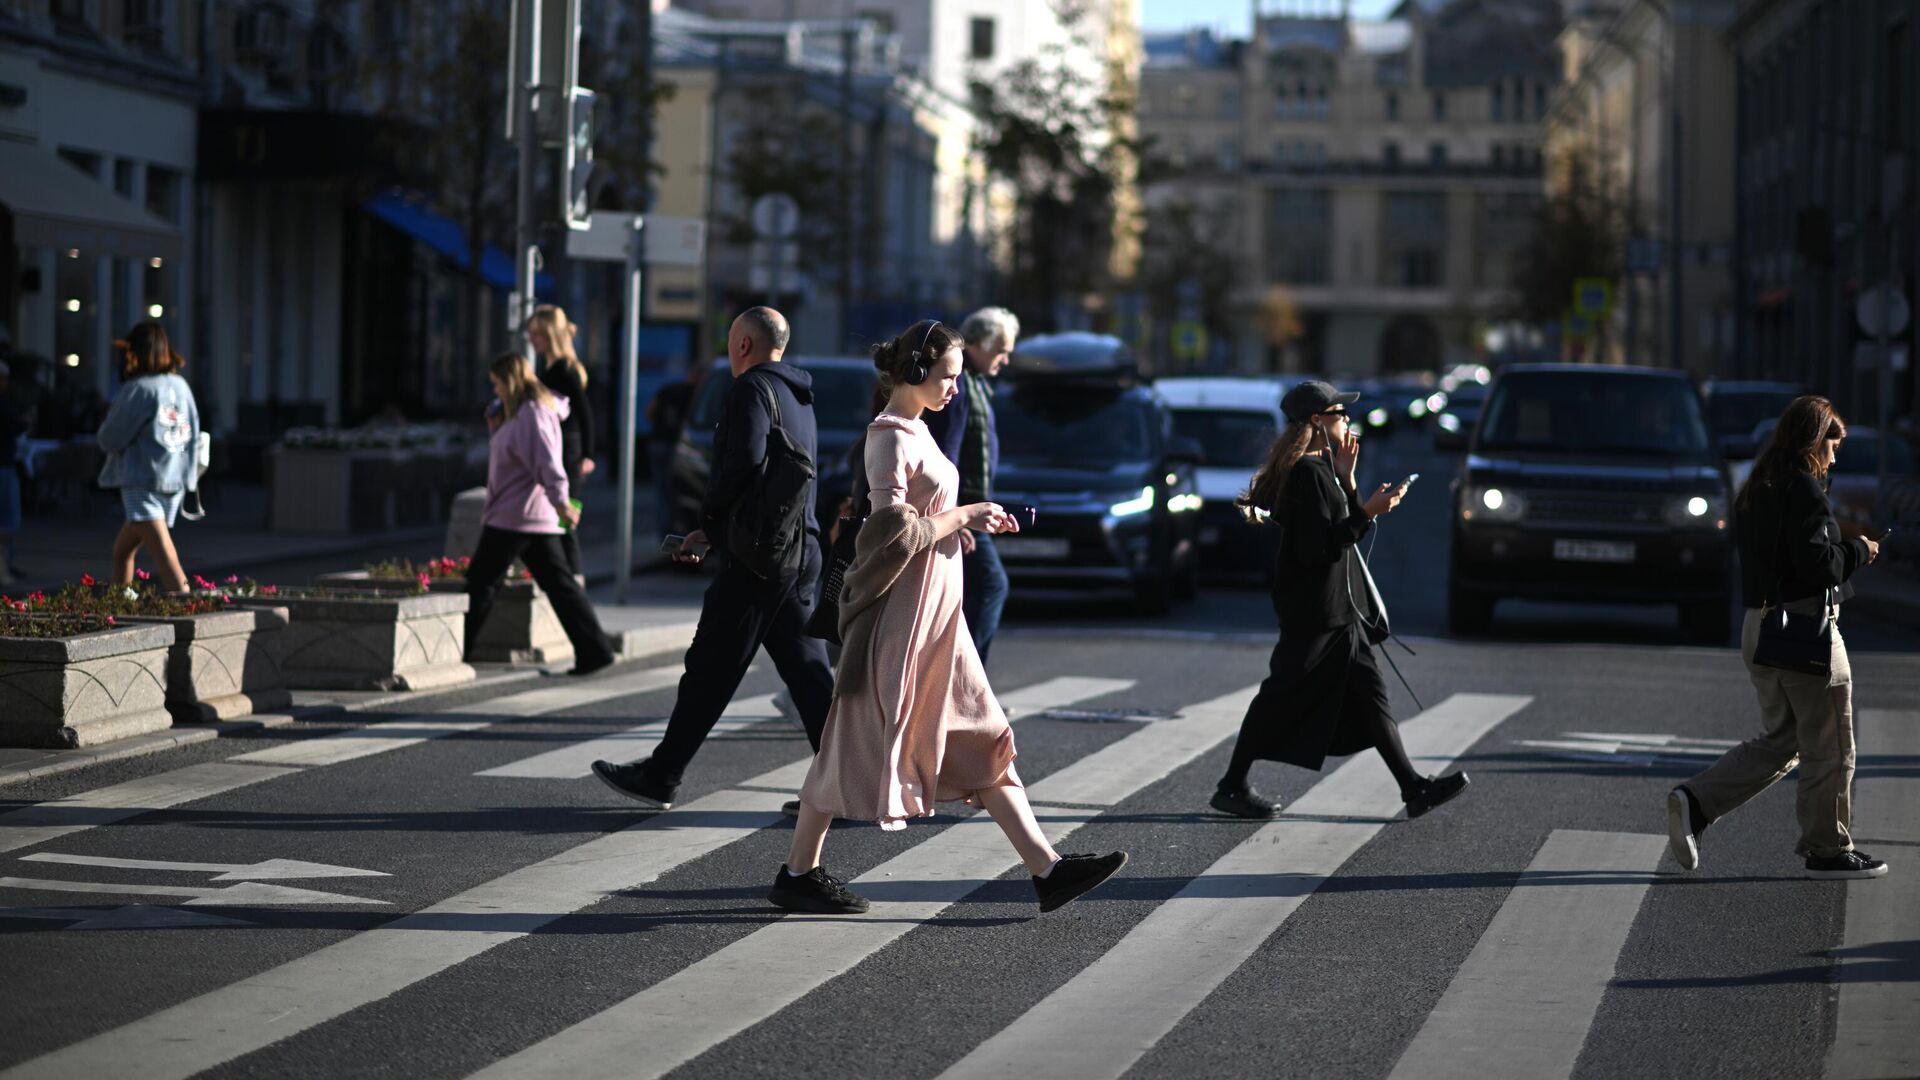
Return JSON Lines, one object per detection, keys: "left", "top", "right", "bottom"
{"left": 467, "top": 352, "right": 617, "bottom": 675}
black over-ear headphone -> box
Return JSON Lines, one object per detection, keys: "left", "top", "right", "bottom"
{"left": 904, "top": 321, "right": 941, "bottom": 386}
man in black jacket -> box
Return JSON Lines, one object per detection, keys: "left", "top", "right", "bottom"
{"left": 592, "top": 308, "right": 834, "bottom": 808}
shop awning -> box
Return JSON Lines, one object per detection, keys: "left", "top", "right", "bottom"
{"left": 362, "top": 192, "right": 554, "bottom": 294}
{"left": 0, "top": 143, "right": 182, "bottom": 262}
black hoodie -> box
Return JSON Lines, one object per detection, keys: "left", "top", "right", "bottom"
{"left": 701, "top": 360, "right": 819, "bottom": 550}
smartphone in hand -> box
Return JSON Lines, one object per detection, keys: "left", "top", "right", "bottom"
{"left": 660, "top": 534, "right": 708, "bottom": 560}
{"left": 1008, "top": 505, "right": 1038, "bottom": 531}
{"left": 1401, "top": 473, "right": 1420, "bottom": 489}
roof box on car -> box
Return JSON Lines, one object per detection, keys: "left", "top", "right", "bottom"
{"left": 1008, "top": 332, "right": 1139, "bottom": 383}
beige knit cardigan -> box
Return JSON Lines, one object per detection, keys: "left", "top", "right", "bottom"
{"left": 832, "top": 502, "right": 940, "bottom": 698}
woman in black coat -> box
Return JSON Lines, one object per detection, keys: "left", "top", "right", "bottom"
{"left": 1211, "top": 380, "right": 1468, "bottom": 820}
{"left": 528, "top": 305, "right": 596, "bottom": 575}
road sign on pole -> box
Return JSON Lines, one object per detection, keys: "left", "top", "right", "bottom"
{"left": 563, "top": 212, "right": 648, "bottom": 602}
{"left": 1573, "top": 278, "right": 1613, "bottom": 317}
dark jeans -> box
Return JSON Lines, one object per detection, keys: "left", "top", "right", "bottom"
{"left": 650, "top": 539, "right": 835, "bottom": 782}
{"left": 962, "top": 531, "right": 1010, "bottom": 664}
{"left": 466, "top": 526, "right": 614, "bottom": 665}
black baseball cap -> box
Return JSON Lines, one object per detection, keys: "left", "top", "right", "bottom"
{"left": 1281, "top": 380, "right": 1360, "bottom": 424}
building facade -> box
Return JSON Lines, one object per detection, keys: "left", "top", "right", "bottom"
{"left": 1138, "top": 0, "right": 1561, "bottom": 375}
{"left": 1726, "top": 0, "right": 1915, "bottom": 435}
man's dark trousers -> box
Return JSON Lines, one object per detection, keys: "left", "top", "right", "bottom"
{"left": 651, "top": 537, "right": 834, "bottom": 781}
{"left": 962, "top": 532, "right": 1010, "bottom": 664}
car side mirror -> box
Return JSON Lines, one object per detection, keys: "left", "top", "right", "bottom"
{"left": 1169, "top": 436, "right": 1205, "bottom": 465}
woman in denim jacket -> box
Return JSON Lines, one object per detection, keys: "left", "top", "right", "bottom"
{"left": 97, "top": 320, "right": 199, "bottom": 593}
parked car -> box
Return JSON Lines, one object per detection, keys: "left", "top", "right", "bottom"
{"left": 668, "top": 356, "right": 877, "bottom": 536}
{"left": 1703, "top": 379, "right": 1804, "bottom": 462}
{"left": 1155, "top": 377, "right": 1285, "bottom": 574}
{"left": 1448, "top": 365, "right": 1734, "bottom": 642}
{"left": 1433, "top": 380, "right": 1489, "bottom": 451}
{"left": 992, "top": 334, "right": 1204, "bottom": 614}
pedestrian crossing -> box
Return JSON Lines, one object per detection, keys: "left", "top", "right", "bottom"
{"left": 0, "top": 661, "right": 1914, "bottom": 1079}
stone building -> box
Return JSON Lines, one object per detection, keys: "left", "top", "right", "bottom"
{"left": 1137, "top": 0, "right": 1561, "bottom": 375}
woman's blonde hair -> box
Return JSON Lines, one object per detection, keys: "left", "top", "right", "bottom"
{"left": 527, "top": 305, "right": 589, "bottom": 389}
{"left": 490, "top": 351, "right": 556, "bottom": 422}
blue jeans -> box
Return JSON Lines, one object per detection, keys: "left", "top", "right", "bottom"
{"left": 963, "top": 531, "right": 1010, "bottom": 664}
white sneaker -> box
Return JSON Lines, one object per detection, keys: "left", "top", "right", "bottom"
{"left": 1666, "top": 788, "right": 1700, "bottom": 871}
{"left": 773, "top": 691, "right": 806, "bottom": 732}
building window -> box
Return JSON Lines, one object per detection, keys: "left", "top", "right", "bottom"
{"left": 52, "top": 0, "right": 96, "bottom": 34}
{"left": 1432, "top": 92, "right": 1446, "bottom": 121}
{"left": 1429, "top": 142, "right": 1447, "bottom": 167}
{"left": 1393, "top": 249, "right": 1441, "bottom": 287}
{"left": 58, "top": 146, "right": 102, "bottom": 177}
{"left": 859, "top": 9, "right": 895, "bottom": 33}
{"left": 1274, "top": 86, "right": 1289, "bottom": 117}
{"left": 1386, "top": 191, "right": 1446, "bottom": 229}
{"left": 1491, "top": 144, "right": 1506, "bottom": 168}
{"left": 1267, "top": 189, "right": 1331, "bottom": 284}
{"left": 969, "top": 17, "right": 995, "bottom": 61}
{"left": 1386, "top": 91, "right": 1399, "bottom": 121}
{"left": 1490, "top": 82, "right": 1504, "bottom": 121}
{"left": 1218, "top": 138, "right": 1241, "bottom": 171}
{"left": 1383, "top": 141, "right": 1401, "bottom": 169}
{"left": 121, "top": 0, "right": 170, "bottom": 51}
{"left": 1274, "top": 141, "right": 1290, "bottom": 167}
{"left": 1220, "top": 87, "right": 1240, "bottom": 117}
{"left": 145, "top": 166, "right": 182, "bottom": 223}
{"left": 1533, "top": 82, "right": 1546, "bottom": 120}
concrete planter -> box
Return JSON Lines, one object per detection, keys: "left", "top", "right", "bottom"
{"left": 124, "top": 607, "right": 293, "bottom": 723}
{"left": 0, "top": 621, "right": 176, "bottom": 749}
{"left": 239, "top": 591, "right": 474, "bottom": 692}
{"left": 314, "top": 572, "right": 572, "bottom": 666}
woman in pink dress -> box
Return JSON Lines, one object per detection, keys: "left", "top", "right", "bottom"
{"left": 771, "top": 320, "right": 1128, "bottom": 916}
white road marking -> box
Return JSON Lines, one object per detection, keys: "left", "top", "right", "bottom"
{"left": 0, "top": 675, "right": 1133, "bottom": 1080}
{"left": 1385, "top": 829, "right": 1666, "bottom": 1080}
{"left": 19, "top": 853, "right": 388, "bottom": 881}
{"left": 476, "top": 692, "right": 785, "bottom": 780}
{"left": 1826, "top": 708, "right": 1920, "bottom": 1080}
{"left": 937, "top": 693, "right": 1531, "bottom": 1080}
{"left": 466, "top": 684, "right": 1263, "bottom": 1080}
{"left": 0, "top": 876, "right": 388, "bottom": 907}
{"left": 0, "top": 763, "right": 300, "bottom": 855}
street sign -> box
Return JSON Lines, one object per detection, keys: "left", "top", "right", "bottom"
{"left": 1171, "top": 321, "right": 1207, "bottom": 362}
{"left": 1856, "top": 282, "right": 1911, "bottom": 338}
{"left": 566, "top": 213, "right": 705, "bottom": 266}
{"left": 751, "top": 193, "right": 800, "bottom": 240}
{"left": 1573, "top": 278, "right": 1613, "bottom": 317}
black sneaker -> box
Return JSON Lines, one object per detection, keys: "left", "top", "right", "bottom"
{"left": 590, "top": 758, "right": 677, "bottom": 809}
{"left": 1403, "top": 772, "right": 1470, "bottom": 819}
{"left": 1210, "top": 785, "right": 1278, "bottom": 819}
{"left": 568, "top": 650, "right": 617, "bottom": 677}
{"left": 783, "top": 799, "right": 802, "bottom": 817}
{"left": 1804, "top": 851, "right": 1889, "bottom": 880}
{"left": 1666, "top": 787, "right": 1707, "bottom": 870}
{"left": 1033, "top": 851, "right": 1128, "bottom": 913}
{"left": 768, "top": 865, "right": 870, "bottom": 914}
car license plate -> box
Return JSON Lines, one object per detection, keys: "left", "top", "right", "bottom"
{"left": 996, "top": 537, "right": 1071, "bottom": 560}
{"left": 1200, "top": 527, "right": 1221, "bottom": 545}
{"left": 1553, "top": 539, "right": 1636, "bottom": 564}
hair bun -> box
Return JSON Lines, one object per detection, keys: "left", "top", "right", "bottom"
{"left": 871, "top": 337, "right": 899, "bottom": 375}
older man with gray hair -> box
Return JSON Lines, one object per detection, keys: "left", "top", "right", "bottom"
{"left": 925, "top": 305, "right": 1020, "bottom": 664}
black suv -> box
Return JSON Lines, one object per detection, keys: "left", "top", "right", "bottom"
{"left": 1448, "top": 365, "right": 1733, "bottom": 641}
{"left": 991, "top": 334, "right": 1204, "bottom": 614}
{"left": 668, "top": 357, "right": 877, "bottom": 535}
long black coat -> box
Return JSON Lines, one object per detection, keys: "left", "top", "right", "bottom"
{"left": 1234, "top": 455, "right": 1391, "bottom": 770}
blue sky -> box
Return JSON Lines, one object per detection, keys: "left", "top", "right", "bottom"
{"left": 1140, "top": 0, "right": 1400, "bottom": 37}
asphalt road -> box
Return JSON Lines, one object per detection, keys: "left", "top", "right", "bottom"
{"left": 2, "top": 426, "right": 1916, "bottom": 1080}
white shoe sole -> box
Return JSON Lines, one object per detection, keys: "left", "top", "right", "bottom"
{"left": 1666, "top": 790, "right": 1699, "bottom": 871}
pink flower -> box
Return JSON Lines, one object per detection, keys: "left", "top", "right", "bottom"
{"left": 262, "top": 585, "right": 278, "bottom": 595}
{"left": 81, "top": 574, "right": 96, "bottom": 587}
{"left": 105, "top": 616, "right": 117, "bottom": 626}
{"left": 136, "top": 569, "right": 152, "bottom": 581}
{"left": 225, "top": 575, "right": 239, "bottom": 584}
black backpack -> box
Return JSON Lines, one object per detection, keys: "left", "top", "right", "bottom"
{"left": 725, "top": 370, "right": 816, "bottom": 580}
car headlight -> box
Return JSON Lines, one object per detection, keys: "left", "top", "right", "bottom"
{"left": 1462, "top": 485, "right": 1525, "bottom": 523}
{"left": 1667, "top": 494, "right": 1728, "bottom": 529}
{"left": 1367, "top": 408, "right": 1390, "bottom": 428}
{"left": 1167, "top": 492, "right": 1204, "bottom": 513}
{"left": 1108, "top": 486, "right": 1156, "bottom": 517}
{"left": 1437, "top": 413, "right": 1462, "bottom": 433}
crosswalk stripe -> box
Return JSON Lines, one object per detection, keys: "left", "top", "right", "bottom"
{"left": 464, "top": 683, "right": 1264, "bottom": 1080}
{"left": 232, "top": 666, "right": 691, "bottom": 769}
{"left": 1826, "top": 708, "right": 1920, "bottom": 1080}
{"left": 0, "top": 674, "right": 1133, "bottom": 1080}
{"left": 0, "top": 763, "right": 300, "bottom": 855}
{"left": 1386, "top": 829, "right": 1666, "bottom": 1080}
{"left": 936, "top": 692, "right": 1531, "bottom": 1080}
{"left": 476, "top": 691, "right": 780, "bottom": 780}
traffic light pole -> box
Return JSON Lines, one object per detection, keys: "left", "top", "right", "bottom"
{"left": 617, "top": 216, "right": 644, "bottom": 605}
{"left": 512, "top": 0, "right": 542, "bottom": 338}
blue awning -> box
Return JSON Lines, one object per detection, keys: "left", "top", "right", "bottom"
{"left": 362, "top": 191, "right": 554, "bottom": 294}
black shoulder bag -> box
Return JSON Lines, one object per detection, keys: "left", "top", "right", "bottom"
{"left": 1749, "top": 491, "right": 1833, "bottom": 677}
{"left": 724, "top": 372, "right": 815, "bottom": 581}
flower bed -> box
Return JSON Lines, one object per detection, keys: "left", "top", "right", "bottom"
{"left": 234, "top": 587, "right": 475, "bottom": 692}
{"left": 317, "top": 559, "right": 569, "bottom": 666}
{"left": 0, "top": 608, "right": 175, "bottom": 748}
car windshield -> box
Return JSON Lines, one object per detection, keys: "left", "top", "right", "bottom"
{"left": 1835, "top": 434, "right": 1917, "bottom": 475}
{"left": 1709, "top": 389, "right": 1799, "bottom": 437}
{"left": 1477, "top": 373, "right": 1711, "bottom": 456}
{"left": 1171, "top": 409, "right": 1278, "bottom": 467}
{"left": 687, "top": 364, "right": 877, "bottom": 433}
{"left": 998, "top": 391, "right": 1156, "bottom": 466}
